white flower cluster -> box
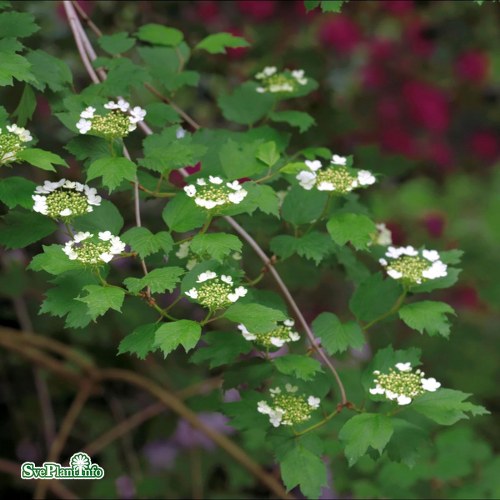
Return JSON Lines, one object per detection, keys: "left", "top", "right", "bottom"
{"left": 185, "top": 271, "right": 247, "bottom": 310}
{"left": 369, "top": 362, "right": 441, "bottom": 406}
{"left": 238, "top": 319, "right": 300, "bottom": 349}
{"left": 373, "top": 223, "right": 392, "bottom": 246}
{"left": 0, "top": 124, "right": 32, "bottom": 165}
{"left": 257, "top": 385, "right": 321, "bottom": 427}
{"left": 379, "top": 246, "right": 448, "bottom": 285}
{"left": 184, "top": 177, "right": 248, "bottom": 210}
{"left": 296, "top": 154, "right": 376, "bottom": 193}
{"left": 255, "top": 66, "right": 308, "bottom": 93}
{"left": 176, "top": 241, "right": 199, "bottom": 270}
{"left": 63, "top": 231, "right": 126, "bottom": 264}
{"left": 76, "top": 99, "right": 146, "bottom": 138}
{"left": 32, "top": 179, "right": 102, "bottom": 220}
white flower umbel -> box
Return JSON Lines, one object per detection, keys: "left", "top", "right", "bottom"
{"left": 184, "top": 271, "right": 247, "bottom": 310}
{"left": 296, "top": 155, "right": 376, "bottom": 193}
{"left": 76, "top": 100, "right": 146, "bottom": 139}
{"left": 237, "top": 319, "right": 300, "bottom": 349}
{"left": 183, "top": 177, "right": 248, "bottom": 211}
{"left": 0, "top": 124, "right": 32, "bottom": 165}
{"left": 255, "top": 67, "right": 308, "bottom": 93}
{"left": 257, "top": 385, "right": 321, "bottom": 428}
{"left": 379, "top": 246, "right": 448, "bottom": 285}
{"left": 62, "top": 231, "right": 125, "bottom": 265}
{"left": 32, "top": 179, "right": 102, "bottom": 220}
{"left": 369, "top": 363, "right": 441, "bottom": 406}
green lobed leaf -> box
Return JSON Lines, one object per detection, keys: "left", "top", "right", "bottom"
{"left": 219, "top": 139, "right": 267, "bottom": 179}
{"left": 271, "top": 232, "right": 334, "bottom": 264}
{"left": 87, "top": 157, "right": 137, "bottom": 192}
{"left": 0, "top": 176, "right": 36, "bottom": 209}
{"left": 98, "top": 32, "right": 136, "bottom": 55}
{"left": 339, "top": 413, "right": 394, "bottom": 466}
{"left": 273, "top": 355, "right": 323, "bottom": 381}
{"left": 73, "top": 199, "right": 124, "bottom": 235}
{"left": 312, "top": 312, "right": 365, "bottom": 354}
{"left": 136, "top": 23, "right": 184, "bottom": 47}
{"left": 144, "top": 102, "right": 181, "bottom": 127}
{"left": 0, "top": 50, "right": 34, "bottom": 86}
{"left": 280, "top": 444, "right": 327, "bottom": 499}
{"left": 12, "top": 84, "right": 36, "bottom": 126}
{"left": 0, "top": 11, "right": 39, "bottom": 38}
{"left": 77, "top": 285, "right": 126, "bottom": 320}
{"left": 154, "top": 320, "right": 201, "bottom": 357}
{"left": 190, "top": 331, "right": 253, "bottom": 368}
{"left": 349, "top": 272, "right": 403, "bottom": 323}
{"left": 121, "top": 227, "right": 174, "bottom": 259}
{"left": 118, "top": 323, "right": 157, "bottom": 360}
{"left": 96, "top": 57, "right": 151, "bottom": 95}
{"left": 222, "top": 183, "right": 280, "bottom": 218}
{"left": 281, "top": 185, "right": 328, "bottom": 225}
{"left": 17, "top": 148, "right": 68, "bottom": 172}
{"left": 399, "top": 301, "right": 456, "bottom": 338}
{"left": 195, "top": 32, "right": 250, "bottom": 54}
{"left": 223, "top": 359, "right": 274, "bottom": 390}
{"left": 303, "top": 0, "right": 321, "bottom": 11}
{"left": 385, "top": 419, "right": 430, "bottom": 468}
{"left": 123, "top": 266, "right": 184, "bottom": 294}
{"left": 256, "top": 141, "right": 280, "bottom": 167}
{"left": 327, "top": 213, "right": 377, "bottom": 250}
{"left": 29, "top": 245, "right": 82, "bottom": 275}
{"left": 321, "top": 0, "right": 347, "bottom": 12}
{"left": 269, "top": 110, "right": 316, "bottom": 133}
{"left": 25, "top": 50, "right": 73, "bottom": 92}
{"left": 190, "top": 232, "right": 242, "bottom": 261}
{"left": 223, "top": 303, "right": 287, "bottom": 334}
{"left": 162, "top": 194, "right": 207, "bottom": 233}
{"left": 411, "top": 389, "right": 490, "bottom": 425}
{"left": 0, "top": 210, "right": 56, "bottom": 249}
{"left": 411, "top": 267, "right": 461, "bottom": 293}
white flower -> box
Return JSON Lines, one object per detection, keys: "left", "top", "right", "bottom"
{"left": 284, "top": 319, "right": 295, "bottom": 327}
{"left": 185, "top": 288, "right": 198, "bottom": 299}
{"left": 263, "top": 66, "right": 277, "bottom": 77}
{"left": 256, "top": 87, "right": 265, "bottom": 93}
{"left": 305, "top": 160, "right": 322, "bottom": 172}
{"left": 99, "top": 252, "right": 114, "bottom": 263}
{"left": 184, "top": 185, "right": 196, "bottom": 197}
{"left": 285, "top": 384, "right": 298, "bottom": 393}
{"left": 197, "top": 271, "right": 217, "bottom": 283}
{"left": 395, "top": 362, "right": 412, "bottom": 372}
{"left": 379, "top": 258, "right": 388, "bottom": 266}
{"left": 296, "top": 170, "right": 316, "bottom": 190}
{"left": 98, "top": 231, "right": 113, "bottom": 241}
{"left": 227, "top": 190, "right": 247, "bottom": 204}
{"left": 307, "top": 396, "right": 321, "bottom": 409}
{"left": 317, "top": 181, "right": 335, "bottom": 191}
{"left": 76, "top": 119, "right": 92, "bottom": 134}
{"left": 369, "top": 385, "right": 385, "bottom": 395}
{"left": 397, "top": 395, "right": 412, "bottom": 406}
{"left": 270, "top": 387, "right": 281, "bottom": 396}
{"left": 209, "top": 176, "right": 223, "bottom": 185}
{"left": 421, "top": 377, "right": 441, "bottom": 392}
{"left": 74, "top": 231, "right": 91, "bottom": 243}
{"left": 80, "top": 106, "right": 96, "bottom": 119}
{"left": 59, "top": 208, "right": 72, "bottom": 216}
{"left": 357, "top": 170, "right": 376, "bottom": 186}
{"left": 422, "top": 249, "right": 440, "bottom": 262}
{"left": 176, "top": 127, "right": 186, "bottom": 139}
{"left": 269, "top": 409, "right": 284, "bottom": 427}
{"left": 221, "top": 275, "right": 233, "bottom": 284}
{"left": 196, "top": 178, "right": 206, "bottom": 186}
{"left": 385, "top": 390, "right": 398, "bottom": 400}
{"left": 375, "top": 223, "right": 392, "bottom": 246}
{"left": 257, "top": 401, "right": 272, "bottom": 414}
{"left": 129, "top": 106, "right": 146, "bottom": 124}
{"left": 387, "top": 269, "right": 403, "bottom": 279}
{"left": 422, "top": 261, "right": 448, "bottom": 279}
{"left": 6, "top": 124, "right": 32, "bottom": 142}
{"left": 227, "top": 180, "right": 242, "bottom": 191}
{"left": 237, "top": 324, "right": 256, "bottom": 341}
{"left": 270, "top": 337, "right": 286, "bottom": 347}
{"left": 289, "top": 331, "right": 300, "bottom": 341}
{"left": 331, "top": 154, "right": 347, "bottom": 166}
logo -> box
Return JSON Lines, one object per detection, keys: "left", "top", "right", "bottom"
{"left": 21, "top": 452, "right": 104, "bottom": 480}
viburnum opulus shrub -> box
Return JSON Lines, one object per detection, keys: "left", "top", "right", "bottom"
{"left": 0, "top": 1, "right": 494, "bottom": 498}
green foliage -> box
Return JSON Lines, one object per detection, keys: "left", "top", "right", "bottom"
{"left": 0, "top": 176, "right": 36, "bottom": 209}
{"left": 154, "top": 320, "right": 201, "bottom": 356}
{"left": 73, "top": 200, "right": 124, "bottom": 234}
{"left": 271, "top": 231, "right": 334, "bottom": 264}
{"left": 190, "top": 233, "right": 242, "bottom": 261}
{"left": 219, "top": 139, "right": 267, "bottom": 178}
{"left": 273, "top": 355, "right": 323, "bottom": 381}
{"left": 121, "top": 227, "right": 174, "bottom": 258}
{"left": 399, "top": 301, "right": 456, "bottom": 338}
{"left": 118, "top": 323, "right": 157, "bottom": 360}
{"left": 327, "top": 212, "right": 376, "bottom": 250}
{"left": 312, "top": 312, "right": 365, "bottom": 354}
{"left": 26, "top": 50, "right": 73, "bottom": 91}
{"left": 87, "top": 156, "right": 137, "bottom": 191}
{"left": 190, "top": 331, "right": 252, "bottom": 368}
{"left": 123, "top": 266, "right": 184, "bottom": 294}
{"left": 136, "top": 24, "right": 184, "bottom": 47}
{"left": 195, "top": 32, "right": 250, "bottom": 54}
{"left": 224, "top": 303, "right": 287, "bottom": 333}
{"left": 98, "top": 32, "right": 136, "bottom": 55}
{"left": 77, "top": 285, "right": 126, "bottom": 320}
{"left": 281, "top": 186, "right": 328, "bottom": 225}
{"left": 0, "top": 210, "right": 56, "bottom": 248}
{"left": 270, "top": 110, "right": 316, "bottom": 133}
{"left": 339, "top": 413, "right": 394, "bottom": 466}
{"left": 162, "top": 194, "right": 206, "bottom": 233}
{"left": 0, "top": 11, "right": 39, "bottom": 38}
{"left": 17, "top": 148, "right": 68, "bottom": 171}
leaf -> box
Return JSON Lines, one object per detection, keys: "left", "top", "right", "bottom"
{"left": 256, "top": 141, "right": 280, "bottom": 167}
{"left": 17, "top": 148, "right": 68, "bottom": 172}
{"left": 280, "top": 444, "right": 327, "bottom": 499}
{"left": 411, "top": 389, "right": 490, "bottom": 425}
{"left": 0, "top": 210, "right": 56, "bottom": 249}
{"left": 218, "top": 82, "right": 274, "bottom": 126}
{"left": 222, "top": 183, "right": 280, "bottom": 218}
{"left": 223, "top": 359, "right": 274, "bottom": 390}
{"left": 195, "top": 32, "right": 250, "bottom": 54}
{"left": 339, "top": 413, "right": 394, "bottom": 466}
{"left": 224, "top": 303, "right": 287, "bottom": 334}
{"left": 98, "top": 32, "right": 135, "bottom": 55}
{"left": 399, "top": 301, "right": 456, "bottom": 338}
{"left": 411, "top": 268, "right": 461, "bottom": 293}
{"left": 0, "top": 176, "right": 36, "bottom": 209}
{"left": 25, "top": 50, "right": 73, "bottom": 92}
{"left": 154, "top": 320, "right": 201, "bottom": 357}
{"left": 0, "top": 11, "right": 39, "bottom": 38}
{"left": 270, "top": 110, "right": 316, "bottom": 133}
{"left": 144, "top": 102, "right": 181, "bottom": 127}
{"left": 87, "top": 157, "right": 137, "bottom": 192}
{"left": 219, "top": 139, "right": 267, "bottom": 179}
{"left": 29, "top": 245, "right": 82, "bottom": 275}
{"left": 72, "top": 199, "right": 124, "bottom": 235}
{"left": 77, "top": 285, "right": 125, "bottom": 320}
{"left": 123, "top": 266, "right": 184, "bottom": 294}
{"left": 98, "top": 57, "right": 151, "bottom": 95}
{"left": 121, "top": 227, "right": 173, "bottom": 258}
{"left": 274, "top": 355, "right": 323, "bottom": 381}
{"left": 190, "top": 233, "right": 242, "bottom": 261}
{"left": 118, "top": 323, "right": 157, "bottom": 360}
{"left": 281, "top": 185, "right": 328, "bottom": 225}
{"left": 190, "top": 331, "right": 253, "bottom": 368}
{"left": 312, "top": 312, "right": 365, "bottom": 354}
{"left": 13, "top": 84, "right": 36, "bottom": 126}
{"left": 349, "top": 272, "right": 403, "bottom": 323}
{"left": 303, "top": 0, "right": 321, "bottom": 11}
{"left": 385, "top": 419, "right": 430, "bottom": 468}
{"left": 271, "top": 232, "right": 334, "bottom": 264}
{"left": 65, "top": 136, "right": 110, "bottom": 163}
{"left": 162, "top": 194, "right": 207, "bottom": 233}
{"left": 327, "top": 213, "right": 377, "bottom": 250}
{"left": 0, "top": 50, "right": 34, "bottom": 86}
{"left": 136, "top": 23, "right": 184, "bottom": 47}
{"left": 321, "top": 0, "right": 347, "bottom": 13}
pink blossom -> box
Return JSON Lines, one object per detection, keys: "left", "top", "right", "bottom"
{"left": 236, "top": 1, "right": 276, "bottom": 21}
{"left": 455, "top": 51, "right": 490, "bottom": 84}
{"left": 380, "top": 0, "right": 414, "bottom": 16}
{"left": 318, "top": 15, "right": 362, "bottom": 55}
{"left": 380, "top": 127, "right": 417, "bottom": 157}
{"left": 470, "top": 131, "right": 499, "bottom": 162}
{"left": 421, "top": 213, "right": 446, "bottom": 239}
{"left": 406, "top": 19, "right": 436, "bottom": 57}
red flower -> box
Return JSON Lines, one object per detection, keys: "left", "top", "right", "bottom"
{"left": 318, "top": 15, "right": 362, "bottom": 55}
{"left": 361, "top": 63, "right": 387, "bottom": 90}
{"left": 380, "top": 0, "right": 414, "bottom": 16}
{"left": 406, "top": 19, "right": 436, "bottom": 58}
{"left": 421, "top": 212, "right": 446, "bottom": 239}
{"left": 380, "top": 127, "right": 417, "bottom": 158}
{"left": 455, "top": 51, "right": 490, "bottom": 84}
{"left": 469, "top": 131, "right": 499, "bottom": 162}
{"left": 236, "top": 1, "right": 276, "bottom": 21}
{"left": 226, "top": 27, "right": 250, "bottom": 60}
{"left": 195, "top": 1, "right": 220, "bottom": 23}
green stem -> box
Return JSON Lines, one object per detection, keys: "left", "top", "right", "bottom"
{"left": 363, "top": 289, "right": 408, "bottom": 331}
{"left": 245, "top": 272, "right": 265, "bottom": 287}
{"left": 200, "top": 310, "right": 213, "bottom": 326}
{"left": 199, "top": 216, "right": 212, "bottom": 236}
{"left": 64, "top": 223, "right": 75, "bottom": 238}
{"left": 294, "top": 409, "right": 340, "bottom": 436}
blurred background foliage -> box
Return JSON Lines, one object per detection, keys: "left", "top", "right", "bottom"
{"left": 0, "top": 1, "right": 499, "bottom": 498}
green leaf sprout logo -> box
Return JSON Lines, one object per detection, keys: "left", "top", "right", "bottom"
{"left": 69, "top": 452, "right": 91, "bottom": 475}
